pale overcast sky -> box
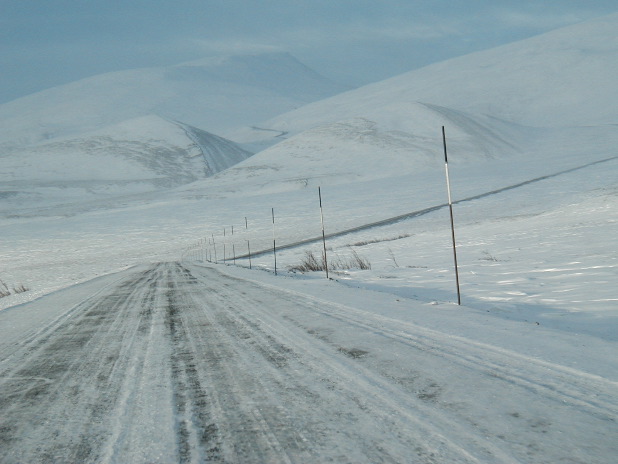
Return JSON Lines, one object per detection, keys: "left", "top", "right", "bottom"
{"left": 1, "top": 1, "right": 616, "bottom": 103}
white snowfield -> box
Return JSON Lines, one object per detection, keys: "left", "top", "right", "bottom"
{"left": 1, "top": 262, "right": 616, "bottom": 463}
{"left": 1, "top": 10, "right": 618, "bottom": 464}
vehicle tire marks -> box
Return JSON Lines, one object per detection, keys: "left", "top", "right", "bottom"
{"left": 3, "top": 262, "right": 615, "bottom": 463}
{"left": 186, "top": 264, "right": 509, "bottom": 463}
{"left": 287, "top": 292, "right": 618, "bottom": 420}
{"left": 169, "top": 263, "right": 304, "bottom": 463}
{"left": 164, "top": 265, "right": 226, "bottom": 463}
{"left": 220, "top": 268, "right": 618, "bottom": 420}
{"left": 193, "top": 264, "right": 618, "bottom": 463}
{"left": 0, "top": 265, "right": 161, "bottom": 463}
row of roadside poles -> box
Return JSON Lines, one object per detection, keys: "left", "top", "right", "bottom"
{"left": 184, "top": 127, "right": 461, "bottom": 305}
{"left": 186, "top": 206, "right": 282, "bottom": 277}
{"left": 208, "top": 216, "right": 253, "bottom": 270}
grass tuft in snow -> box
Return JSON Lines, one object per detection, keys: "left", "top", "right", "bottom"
{"left": 288, "top": 249, "right": 371, "bottom": 273}
{"left": 288, "top": 251, "right": 325, "bottom": 272}
{"left": 0, "top": 278, "right": 29, "bottom": 298}
{"left": 12, "top": 283, "right": 29, "bottom": 294}
{"left": 0, "top": 279, "right": 10, "bottom": 298}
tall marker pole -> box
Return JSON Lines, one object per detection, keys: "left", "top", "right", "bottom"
{"left": 246, "top": 240, "right": 252, "bottom": 269}
{"left": 272, "top": 208, "right": 277, "bottom": 275}
{"left": 212, "top": 234, "right": 217, "bottom": 264}
{"left": 245, "top": 217, "right": 252, "bottom": 269}
{"left": 318, "top": 187, "right": 329, "bottom": 279}
{"left": 442, "top": 126, "right": 462, "bottom": 305}
{"left": 231, "top": 225, "right": 236, "bottom": 265}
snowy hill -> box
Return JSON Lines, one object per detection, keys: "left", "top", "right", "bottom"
{"left": 0, "top": 52, "right": 349, "bottom": 151}
{"left": 254, "top": 12, "right": 618, "bottom": 138}
{"left": 211, "top": 13, "right": 618, "bottom": 195}
{"left": 0, "top": 115, "right": 252, "bottom": 215}
{"left": 200, "top": 103, "right": 529, "bottom": 195}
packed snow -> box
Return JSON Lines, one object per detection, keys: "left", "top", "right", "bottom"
{"left": 1, "top": 11, "right": 617, "bottom": 464}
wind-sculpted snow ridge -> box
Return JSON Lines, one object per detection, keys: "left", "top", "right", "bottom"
{"left": 0, "top": 263, "right": 616, "bottom": 463}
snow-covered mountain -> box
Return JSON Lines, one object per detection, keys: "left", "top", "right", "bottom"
{"left": 0, "top": 52, "right": 350, "bottom": 213}
{"left": 1, "top": 12, "right": 617, "bottom": 321}
{"left": 209, "top": 13, "right": 618, "bottom": 195}
{"left": 199, "top": 104, "right": 529, "bottom": 195}
{"left": 253, "top": 12, "right": 618, "bottom": 140}
{"left": 0, "top": 115, "right": 252, "bottom": 215}
{"left": 0, "top": 52, "right": 349, "bottom": 151}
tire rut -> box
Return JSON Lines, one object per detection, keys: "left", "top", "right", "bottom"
{"left": 164, "top": 265, "right": 225, "bottom": 463}
{"left": 187, "top": 264, "right": 618, "bottom": 464}
{"left": 0, "top": 266, "right": 160, "bottom": 463}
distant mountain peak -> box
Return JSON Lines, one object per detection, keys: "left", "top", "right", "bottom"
{"left": 167, "top": 51, "right": 349, "bottom": 102}
{"left": 0, "top": 52, "right": 350, "bottom": 151}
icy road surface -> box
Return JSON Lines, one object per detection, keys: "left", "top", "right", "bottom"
{"left": 1, "top": 262, "right": 616, "bottom": 463}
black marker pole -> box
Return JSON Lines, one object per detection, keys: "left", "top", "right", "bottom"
{"left": 442, "top": 126, "right": 461, "bottom": 305}
{"left": 319, "top": 187, "right": 329, "bottom": 279}
{"left": 272, "top": 208, "right": 277, "bottom": 276}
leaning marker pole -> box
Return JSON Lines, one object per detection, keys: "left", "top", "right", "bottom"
{"left": 442, "top": 126, "right": 462, "bottom": 305}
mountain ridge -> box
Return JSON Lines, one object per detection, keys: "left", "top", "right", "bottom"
{"left": 0, "top": 115, "right": 252, "bottom": 215}
{"left": 256, "top": 12, "right": 618, "bottom": 138}
{"left": 0, "top": 52, "right": 349, "bottom": 151}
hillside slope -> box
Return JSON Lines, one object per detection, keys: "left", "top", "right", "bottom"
{"left": 256, "top": 12, "right": 618, "bottom": 136}
{"left": 200, "top": 103, "right": 530, "bottom": 195}
{"left": 0, "top": 116, "right": 252, "bottom": 215}
{"left": 211, "top": 13, "right": 618, "bottom": 196}
{"left": 0, "top": 52, "right": 349, "bottom": 151}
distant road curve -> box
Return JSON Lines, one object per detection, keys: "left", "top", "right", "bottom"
{"left": 250, "top": 126, "right": 289, "bottom": 138}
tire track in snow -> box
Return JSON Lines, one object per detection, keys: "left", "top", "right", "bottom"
{"left": 156, "top": 262, "right": 489, "bottom": 462}
{"left": 0, "top": 265, "right": 161, "bottom": 463}
{"left": 185, "top": 265, "right": 522, "bottom": 463}
{"left": 169, "top": 262, "right": 308, "bottom": 463}
{"left": 290, "top": 291, "right": 618, "bottom": 419}
{"left": 198, "top": 265, "right": 618, "bottom": 463}
{"left": 225, "top": 269, "right": 618, "bottom": 420}
{"left": 164, "top": 265, "right": 226, "bottom": 463}
{"left": 2, "top": 262, "right": 616, "bottom": 463}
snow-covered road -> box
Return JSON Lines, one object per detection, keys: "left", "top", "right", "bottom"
{"left": 1, "top": 262, "right": 616, "bottom": 463}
